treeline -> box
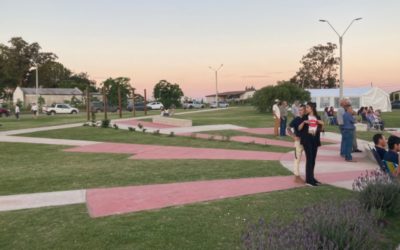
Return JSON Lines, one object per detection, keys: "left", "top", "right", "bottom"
{"left": 0, "top": 37, "right": 96, "bottom": 100}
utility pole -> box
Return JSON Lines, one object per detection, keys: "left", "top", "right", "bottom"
{"left": 209, "top": 64, "right": 223, "bottom": 108}
{"left": 86, "top": 84, "right": 90, "bottom": 121}
{"left": 131, "top": 87, "right": 136, "bottom": 117}
{"left": 118, "top": 84, "right": 122, "bottom": 118}
{"left": 103, "top": 85, "right": 108, "bottom": 120}
{"left": 144, "top": 89, "right": 147, "bottom": 116}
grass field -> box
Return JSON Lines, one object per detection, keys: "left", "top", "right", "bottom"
{"left": 0, "top": 186, "right": 356, "bottom": 250}
{"left": 1, "top": 106, "right": 400, "bottom": 249}
{"left": 0, "top": 142, "right": 290, "bottom": 195}
{"left": 0, "top": 110, "right": 161, "bottom": 131}
{"left": 21, "top": 127, "right": 292, "bottom": 152}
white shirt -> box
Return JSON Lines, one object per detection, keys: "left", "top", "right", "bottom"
{"left": 15, "top": 106, "right": 20, "bottom": 113}
{"left": 272, "top": 104, "right": 280, "bottom": 119}
{"left": 291, "top": 104, "right": 299, "bottom": 117}
{"left": 308, "top": 115, "right": 318, "bottom": 134}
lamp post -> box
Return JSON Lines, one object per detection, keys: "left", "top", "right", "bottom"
{"left": 209, "top": 64, "right": 223, "bottom": 108}
{"left": 29, "top": 62, "right": 39, "bottom": 116}
{"left": 319, "top": 18, "right": 362, "bottom": 99}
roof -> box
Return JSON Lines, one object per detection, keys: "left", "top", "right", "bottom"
{"left": 21, "top": 87, "right": 83, "bottom": 95}
{"left": 206, "top": 90, "right": 249, "bottom": 97}
{"left": 306, "top": 87, "right": 377, "bottom": 97}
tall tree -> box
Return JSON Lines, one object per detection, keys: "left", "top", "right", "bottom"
{"left": 26, "top": 61, "right": 72, "bottom": 88}
{"left": 102, "top": 77, "right": 131, "bottom": 107}
{"left": 153, "top": 80, "right": 184, "bottom": 108}
{"left": 58, "top": 72, "right": 97, "bottom": 92}
{"left": 291, "top": 43, "right": 339, "bottom": 89}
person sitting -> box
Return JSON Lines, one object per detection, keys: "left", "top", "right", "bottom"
{"left": 160, "top": 107, "right": 169, "bottom": 117}
{"left": 373, "top": 133, "right": 387, "bottom": 160}
{"left": 383, "top": 135, "right": 400, "bottom": 176}
{"left": 373, "top": 109, "right": 385, "bottom": 130}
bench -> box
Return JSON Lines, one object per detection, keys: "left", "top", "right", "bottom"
{"left": 152, "top": 116, "right": 192, "bottom": 127}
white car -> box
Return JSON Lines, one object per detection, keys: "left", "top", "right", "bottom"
{"left": 210, "top": 102, "right": 229, "bottom": 108}
{"left": 42, "top": 104, "right": 79, "bottom": 115}
{"left": 183, "top": 101, "right": 205, "bottom": 109}
{"left": 146, "top": 102, "right": 164, "bottom": 110}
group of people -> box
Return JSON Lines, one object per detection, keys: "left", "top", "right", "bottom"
{"left": 373, "top": 133, "right": 400, "bottom": 176}
{"left": 272, "top": 99, "right": 289, "bottom": 136}
{"left": 358, "top": 106, "right": 384, "bottom": 130}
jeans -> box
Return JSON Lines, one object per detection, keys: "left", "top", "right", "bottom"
{"left": 280, "top": 117, "right": 287, "bottom": 136}
{"left": 342, "top": 129, "right": 354, "bottom": 160}
{"left": 339, "top": 126, "right": 344, "bottom": 156}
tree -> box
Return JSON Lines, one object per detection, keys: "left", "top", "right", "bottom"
{"left": 291, "top": 43, "right": 339, "bottom": 89}
{"left": 101, "top": 77, "right": 131, "bottom": 107}
{"left": 153, "top": 80, "right": 184, "bottom": 108}
{"left": 58, "top": 72, "right": 97, "bottom": 92}
{"left": 252, "top": 82, "right": 310, "bottom": 113}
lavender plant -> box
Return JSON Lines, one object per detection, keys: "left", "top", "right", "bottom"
{"left": 242, "top": 199, "right": 379, "bottom": 250}
{"left": 353, "top": 170, "right": 400, "bottom": 217}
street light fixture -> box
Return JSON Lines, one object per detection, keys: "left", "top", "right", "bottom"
{"left": 319, "top": 18, "right": 362, "bottom": 99}
{"left": 29, "top": 62, "right": 39, "bottom": 116}
{"left": 209, "top": 64, "right": 223, "bottom": 108}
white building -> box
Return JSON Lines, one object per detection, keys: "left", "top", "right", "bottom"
{"left": 13, "top": 87, "right": 83, "bottom": 107}
{"left": 205, "top": 88, "right": 256, "bottom": 103}
{"left": 307, "top": 87, "right": 392, "bottom": 112}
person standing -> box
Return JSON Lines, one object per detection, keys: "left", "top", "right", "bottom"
{"left": 342, "top": 105, "right": 357, "bottom": 162}
{"left": 298, "top": 102, "right": 324, "bottom": 186}
{"left": 31, "top": 103, "right": 38, "bottom": 117}
{"left": 287, "top": 104, "right": 305, "bottom": 182}
{"left": 272, "top": 99, "right": 281, "bottom": 136}
{"left": 291, "top": 100, "right": 300, "bottom": 118}
{"left": 15, "top": 105, "right": 20, "bottom": 120}
{"left": 279, "top": 101, "right": 288, "bottom": 136}
{"left": 337, "top": 99, "right": 347, "bottom": 157}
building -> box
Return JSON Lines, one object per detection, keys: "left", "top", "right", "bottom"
{"left": 205, "top": 87, "right": 256, "bottom": 103}
{"left": 13, "top": 87, "right": 83, "bottom": 107}
{"left": 390, "top": 90, "right": 400, "bottom": 102}
{"left": 307, "top": 87, "right": 392, "bottom": 112}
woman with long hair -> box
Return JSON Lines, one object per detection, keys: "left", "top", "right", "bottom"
{"left": 298, "top": 102, "right": 324, "bottom": 186}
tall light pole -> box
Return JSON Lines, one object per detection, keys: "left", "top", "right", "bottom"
{"left": 319, "top": 18, "right": 362, "bottom": 99}
{"left": 29, "top": 62, "right": 39, "bottom": 116}
{"left": 209, "top": 64, "right": 223, "bottom": 108}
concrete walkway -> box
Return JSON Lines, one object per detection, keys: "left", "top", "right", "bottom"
{"left": 0, "top": 190, "right": 86, "bottom": 212}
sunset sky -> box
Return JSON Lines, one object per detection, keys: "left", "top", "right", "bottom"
{"left": 1, "top": 0, "right": 399, "bottom": 98}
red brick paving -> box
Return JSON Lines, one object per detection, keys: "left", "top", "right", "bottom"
{"left": 86, "top": 170, "right": 364, "bottom": 218}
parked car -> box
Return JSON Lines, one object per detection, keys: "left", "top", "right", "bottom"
{"left": 0, "top": 107, "right": 11, "bottom": 117}
{"left": 127, "top": 102, "right": 146, "bottom": 111}
{"left": 183, "top": 101, "right": 205, "bottom": 109}
{"left": 42, "top": 104, "right": 79, "bottom": 115}
{"left": 90, "top": 101, "right": 118, "bottom": 113}
{"left": 392, "top": 100, "right": 400, "bottom": 109}
{"left": 210, "top": 101, "right": 229, "bottom": 108}
{"left": 146, "top": 102, "right": 163, "bottom": 110}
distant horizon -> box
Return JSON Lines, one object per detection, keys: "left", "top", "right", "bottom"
{"left": 2, "top": 0, "right": 399, "bottom": 99}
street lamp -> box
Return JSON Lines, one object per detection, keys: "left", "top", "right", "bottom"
{"left": 319, "top": 18, "right": 362, "bottom": 99}
{"left": 209, "top": 64, "right": 223, "bottom": 108}
{"left": 29, "top": 62, "right": 39, "bottom": 116}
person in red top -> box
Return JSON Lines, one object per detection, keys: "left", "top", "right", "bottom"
{"left": 298, "top": 102, "right": 324, "bottom": 187}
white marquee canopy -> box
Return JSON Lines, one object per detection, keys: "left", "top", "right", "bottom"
{"left": 307, "top": 87, "right": 392, "bottom": 112}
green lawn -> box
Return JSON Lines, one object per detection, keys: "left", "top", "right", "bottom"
{"left": 0, "top": 110, "right": 161, "bottom": 131}
{"left": 0, "top": 142, "right": 290, "bottom": 195}
{"left": 21, "top": 127, "right": 292, "bottom": 153}
{"left": 0, "top": 186, "right": 357, "bottom": 250}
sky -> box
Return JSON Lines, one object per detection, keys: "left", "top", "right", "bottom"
{"left": 1, "top": 0, "right": 399, "bottom": 99}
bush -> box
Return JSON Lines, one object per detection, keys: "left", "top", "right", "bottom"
{"left": 101, "top": 119, "right": 110, "bottom": 128}
{"left": 113, "top": 124, "right": 119, "bottom": 129}
{"left": 252, "top": 81, "right": 310, "bottom": 112}
{"left": 128, "top": 127, "right": 136, "bottom": 132}
{"left": 353, "top": 170, "right": 400, "bottom": 217}
{"left": 242, "top": 199, "right": 379, "bottom": 250}
{"left": 168, "top": 131, "right": 175, "bottom": 137}
{"left": 152, "top": 130, "right": 160, "bottom": 135}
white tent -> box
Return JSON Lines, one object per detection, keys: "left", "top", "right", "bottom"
{"left": 307, "top": 87, "right": 392, "bottom": 112}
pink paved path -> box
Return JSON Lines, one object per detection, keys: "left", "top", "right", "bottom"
{"left": 180, "top": 133, "right": 293, "bottom": 148}
{"left": 86, "top": 170, "right": 364, "bottom": 217}
{"left": 65, "top": 142, "right": 284, "bottom": 160}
